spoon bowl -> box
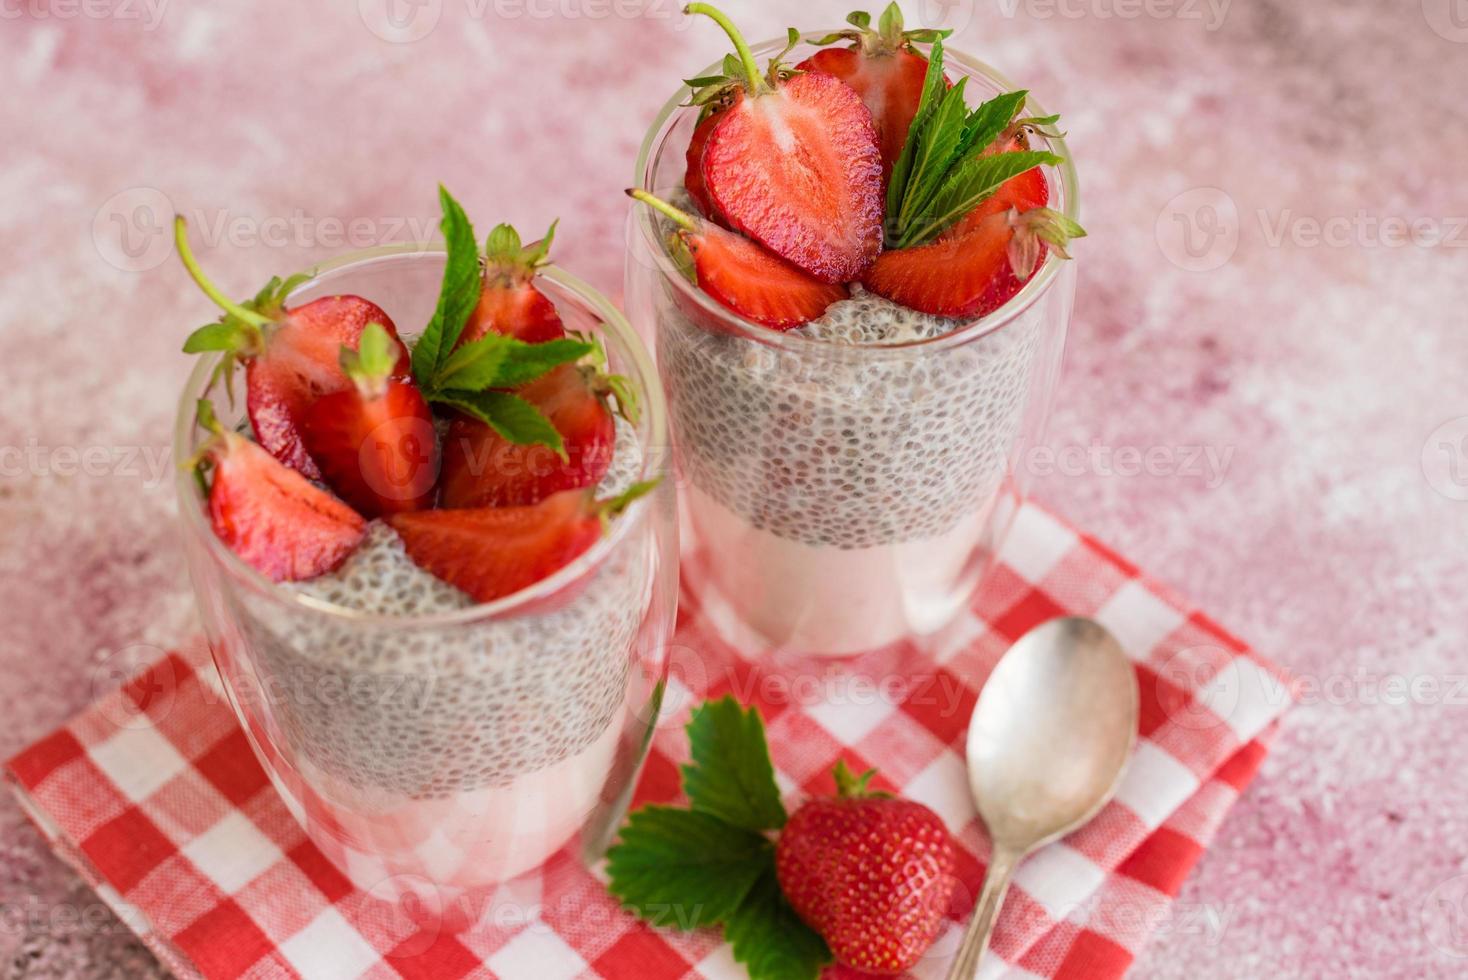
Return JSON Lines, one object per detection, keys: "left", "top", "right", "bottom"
{"left": 946, "top": 616, "right": 1139, "bottom": 979}
{"left": 967, "top": 616, "right": 1139, "bottom": 849}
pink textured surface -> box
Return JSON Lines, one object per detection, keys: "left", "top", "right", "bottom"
{"left": 0, "top": 1, "right": 1465, "bottom": 978}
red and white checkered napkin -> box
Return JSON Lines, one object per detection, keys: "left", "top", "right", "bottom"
{"left": 7, "top": 501, "right": 1293, "bottom": 980}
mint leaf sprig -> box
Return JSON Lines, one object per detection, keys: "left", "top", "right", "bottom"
{"left": 412, "top": 188, "right": 598, "bottom": 457}
{"left": 885, "top": 41, "right": 1069, "bottom": 249}
{"left": 606, "top": 697, "right": 832, "bottom": 980}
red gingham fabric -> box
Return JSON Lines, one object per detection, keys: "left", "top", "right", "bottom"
{"left": 6, "top": 502, "right": 1292, "bottom": 980}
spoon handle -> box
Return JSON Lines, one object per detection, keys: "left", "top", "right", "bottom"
{"left": 945, "top": 845, "right": 1020, "bottom": 980}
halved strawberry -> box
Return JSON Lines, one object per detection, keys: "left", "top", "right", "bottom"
{"left": 176, "top": 218, "right": 410, "bottom": 480}
{"left": 196, "top": 402, "right": 365, "bottom": 582}
{"left": 686, "top": 5, "right": 883, "bottom": 283}
{"left": 862, "top": 204, "right": 1083, "bottom": 319}
{"left": 797, "top": 5, "right": 949, "bottom": 181}
{"left": 438, "top": 362, "right": 616, "bottom": 508}
{"left": 629, "top": 189, "right": 848, "bottom": 330}
{"left": 245, "top": 295, "right": 411, "bottom": 479}
{"left": 300, "top": 323, "right": 439, "bottom": 517}
{"left": 456, "top": 221, "right": 566, "bottom": 346}
{"left": 386, "top": 483, "right": 655, "bottom": 604}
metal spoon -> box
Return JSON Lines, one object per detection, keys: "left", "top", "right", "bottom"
{"left": 946, "top": 616, "right": 1140, "bottom": 980}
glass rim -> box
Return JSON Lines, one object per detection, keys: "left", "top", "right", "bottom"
{"left": 173, "top": 242, "right": 669, "bottom": 630}
{"left": 632, "top": 32, "right": 1081, "bottom": 358}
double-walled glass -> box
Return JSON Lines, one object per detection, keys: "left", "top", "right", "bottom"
{"left": 628, "top": 37, "right": 1077, "bottom": 658}
{"left": 175, "top": 246, "right": 678, "bottom": 911}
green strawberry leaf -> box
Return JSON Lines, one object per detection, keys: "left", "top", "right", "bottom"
{"left": 605, "top": 806, "right": 771, "bottom": 929}
{"left": 412, "top": 186, "right": 483, "bottom": 390}
{"left": 900, "top": 149, "right": 1063, "bottom": 248}
{"left": 182, "top": 320, "right": 249, "bottom": 354}
{"left": 726, "top": 866, "right": 832, "bottom": 980}
{"left": 436, "top": 334, "right": 512, "bottom": 391}
{"left": 956, "top": 89, "right": 1031, "bottom": 159}
{"left": 603, "top": 697, "right": 834, "bottom": 980}
{"left": 886, "top": 38, "right": 950, "bottom": 220}
{"left": 892, "top": 77, "right": 973, "bottom": 233}
{"left": 434, "top": 389, "right": 565, "bottom": 458}
{"left": 604, "top": 372, "right": 641, "bottom": 427}
{"left": 682, "top": 696, "right": 787, "bottom": 832}
{"left": 884, "top": 42, "right": 1082, "bottom": 249}
{"left": 438, "top": 334, "right": 591, "bottom": 391}
{"left": 492, "top": 337, "right": 594, "bottom": 387}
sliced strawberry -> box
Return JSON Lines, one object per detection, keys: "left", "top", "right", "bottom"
{"left": 863, "top": 204, "right": 1081, "bottom": 319}
{"left": 386, "top": 487, "right": 643, "bottom": 604}
{"left": 245, "top": 295, "right": 411, "bottom": 479}
{"left": 438, "top": 363, "right": 615, "bottom": 508}
{"left": 630, "top": 190, "right": 848, "bottom": 330}
{"left": 683, "top": 111, "right": 725, "bottom": 224}
{"left": 300, "top": 324, "right": 438, "bottom": 517}
{"left": 686, "top": 7, "right": 882, "bottom": 283}
{"left": 203, "top": 424, "right": 365, "bottom": 583}
{"left": 456, "top": 221, "right": 566, "bottom": 346}
{"left": 798, "top": 46, "right": 932, "bottom": 181}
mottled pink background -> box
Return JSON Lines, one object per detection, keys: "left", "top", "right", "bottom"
{"left": 2, "top": 0, "right": 1467, "bottom": 977}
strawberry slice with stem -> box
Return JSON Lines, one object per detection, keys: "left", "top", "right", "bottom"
{"left": 629, "top": 189, "right": 848, "bottom": 330}
{"left": 176, "top": 218, "right": 411, "bottom": 480}
{"left": 192, "top": 399, "right": 365, "bottom": 582}
{"left": 684, "top": 3, "right": 883, "bottom": 283}
{"left": 457, "top": 220, "right": 567, "bottom": 346}
{"left": 386, "top": 480, "right": 659, "bottom": 604}
{"left": 300, "top": 323, "right": 439, "bottom": 517}
{"left": 799, "top": 3, "right": 951, "bottom": 182}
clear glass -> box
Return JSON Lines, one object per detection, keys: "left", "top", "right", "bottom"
{"left": 627, "top": 36, "right": 1077, "bottom": 658}
{"left": 174, "top": 245, "right": 678, "bottom": 914}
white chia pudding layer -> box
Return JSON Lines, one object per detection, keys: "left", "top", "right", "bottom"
{"left": 656, "top": 285, "right": 1043, "bottom": 550}
{"left": 227, "top": 423, "right": 652, "bottom": 800}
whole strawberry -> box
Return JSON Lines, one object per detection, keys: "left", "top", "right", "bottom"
{"left": 776, "top": 762, "right": 956, "bottom": 975}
